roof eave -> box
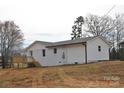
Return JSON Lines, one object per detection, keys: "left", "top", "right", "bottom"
{"left": 25, "top": 41, "right": 52, "bottom": 50}
{"left": 46, "top": 42, "right": 86, "bottom": 48}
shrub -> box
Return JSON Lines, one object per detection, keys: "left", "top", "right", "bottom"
{"left": 27, "top": 62, "right": 36, "bottom": 68}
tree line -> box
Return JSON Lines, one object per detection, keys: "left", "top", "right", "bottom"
{"left": 71, "top": 14, "right": 124, "bottom": 60}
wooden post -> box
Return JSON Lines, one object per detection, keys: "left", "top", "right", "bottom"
{"left": 18, "top": 63, "right": 19, "bottom": 68}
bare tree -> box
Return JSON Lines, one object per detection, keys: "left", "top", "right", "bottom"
{"left": 83, "top": 14, "right": 116, "bottom": 48}
{"left": 71, "top": 16, "right": 84, "bottom": 40}
{"left": 114, "top": 14, "right": 124, "bottom": 49}
{"left": 84, "top": 14, "right": 115, "bottom": 37}
{"left": 112, "top": 14, "right": 124, "bottom": 58}
{"left": 0, "top": 21, "right": 23, "bottom": 68}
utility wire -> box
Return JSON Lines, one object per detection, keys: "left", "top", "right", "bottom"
{"left": 104, "top": 5, "right": 116, "bottom": 17}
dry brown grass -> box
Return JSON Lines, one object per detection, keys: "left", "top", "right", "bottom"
{"left": 0, "top": 60, "right": 124, "bottom": 88}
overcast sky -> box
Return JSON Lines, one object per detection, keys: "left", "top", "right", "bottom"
{"left": 0, "top": 0, "right": 124, "bottom": 47}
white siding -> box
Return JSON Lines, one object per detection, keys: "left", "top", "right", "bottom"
{"left": 45, "top": 44, "right": 86, "bottom": 66}
{"left": 45, "top": 48, "right": 64, "bottom": 66}
{"left": 26, "top": 43, "right": 48, "bottom": 66}
{"left": 30, "top": 44, "right": 86, "bottom": 66}
{"left": 26, "top": 37, "right": 110, "bottom": 66}
{"left": 87, "top": 37, "right": 109, "bottom": 63}
{"left": 66, "top": 44, "right": 85, "bottom": 64}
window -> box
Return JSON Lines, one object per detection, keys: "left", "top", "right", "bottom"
{"left": 54, "top": 48, "right": 57, "bottom": 54}
{"left": 30, "top": 51, "right": 33, "bottom": 56}
{"left": 42, "top": 49, "right": 46, "bottom": 57}
{"left": 98, "top": 45, "right": 101, "bottom": 52}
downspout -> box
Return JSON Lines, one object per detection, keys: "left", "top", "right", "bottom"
{"left": 84, "top": 42, "right": 87, "bottom": 64}
{"left": 109, "top": 48, "right": 110, "bottom": 60}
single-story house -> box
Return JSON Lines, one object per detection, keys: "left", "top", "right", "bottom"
{"left": 119, "top": 41, "right": 124, "bottom": 48}
{"left": 26, "top": 36, "right": 111, "bottom": 66}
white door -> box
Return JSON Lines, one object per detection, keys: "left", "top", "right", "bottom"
{"left": 61, "top": 48, "right": 67, "bottom": 64}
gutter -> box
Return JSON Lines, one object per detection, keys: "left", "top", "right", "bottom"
{"left": 46, "top": 42, "right": 86, "bottom": 48}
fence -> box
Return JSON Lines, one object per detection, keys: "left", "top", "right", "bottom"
{"left": 0, "top": 56, "right": 40, "bottom": 68}
{"left": 12, "top": 56, "right": 35, "bottom": 63}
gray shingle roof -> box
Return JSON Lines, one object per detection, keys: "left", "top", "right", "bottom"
{"left": 26, "top": 36, "right": 112, "bottom": 49}
{"left": 46, "top": 36, "right": 96, "bottom": 47}
{"left": 46, "top": 36, "right": 112, "bottom": 47}
{"left": 119, "top": 39, "right": 124, "bottom": 44}
{"left": 26, "top": 41, "right": 53, "bottom": 50}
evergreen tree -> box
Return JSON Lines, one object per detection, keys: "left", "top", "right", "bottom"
{"left": 71, "top": 16, "right": 84, "bottom": 40}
